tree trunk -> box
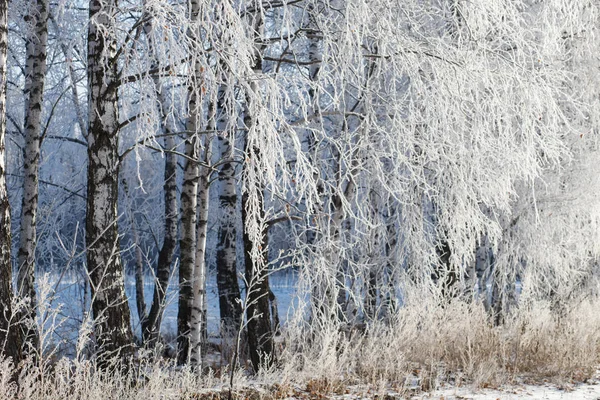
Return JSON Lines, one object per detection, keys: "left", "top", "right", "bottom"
{"left": 490, "top": 267, "right": 503, "bottom": 326}
{"left": 242, "top": 182, "right": 274, "bottom": 372}
{"left": 314, "top": 44, "right": 376, "bottom": 324}
{"left": 241, "top": 7, "right": 275, "bottom": 371}
{"left": 242, "top": 5, "right": 275, "bottom": 372}
{"left": 17, "top": 0, "right": 49, "bottom": 357}
{"left": 190, "top": 130, "right": 212, "bottom": 368}
{"left": 0, "top": 0, "right": 22, "bottom": 365}
{"left": 132, "top": 214, "right": 147, "bottom": 328}
{"left": 177, "top": 0, "right": 207, "bottom": 367}
{"left": 177, "top": 135, "right": 199, "bottom": 365}
{"left": 86, "top": 0, "right": 133, "bottom": 363}
{"left": 303, "top": 11, "right": 341, "bottom": 326}
{"left": 435, "top": 238, "right": 457, "bottom": 298}
{"left": 143, "top": 134, "right": 177, "bottom": 346}
{"left": 242, "top": 97, "right": 274, "bottom": 372}
{"left": 329, "top": 146, "right": 357, "bottom": 321}
{"left": 140, "top": 1, "right": 179, "bottom": 348}
{"left": 215, "top": 85, "right": 242, "bottom": 339}
{"left": 365, "top": 270, "right": 378, "bottom": 321}
{"left": 474, "top": 234, "right": 491, "bottom": 302}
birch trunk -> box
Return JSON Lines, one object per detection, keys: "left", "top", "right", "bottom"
{"left": 319, "top": 136, "right": 358, "bottom": 322}
{"left": 304, "top": 11, "right": 340, "bottom": 325}
{"left": 241, "top": 6, "right": 275, "bottom": 372}
{"left": 368, "top": 188, "right": 385, "bottom": 321}
{"left": 436, "top": 238, "right": 456, "bottom": 298}
{"left": 177, "top": 136, "right": 199, "bottom": 365}
{"left": 490, "top": 267, "right": 503, "bottom": 325}
{"left": 215, "top": 86, "right": 242, "bottom": 339}
{"left": 329, "top": 154, "right": 356, "bottom": 320}
{"left": 305, "top": 4, "right": 323, "bottom": 199}
{"left": 242, "top": 100, "right": 274, "bottom": 372}
{"left": 17, "top": 0, "right": 49, "bottom": 356}
{"left": 190, "top": 130, "right": 213, "bottom": 368}
{"left": 177, "top": 0, "right": 203, "bottom": 364}
{"left": 86, "top": 0, "right": 133, "bottom": 362}
{"left": 364, "top": 190, "right": 380, "bottom": 321}
{"left": 0, "top": 0, "right": 22, "bottom": 364}
{"left": 141, "top": 2, "right": 179, "bottom": 347}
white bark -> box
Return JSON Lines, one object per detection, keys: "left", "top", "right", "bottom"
{"left": 177, "top": 0, "right": 204, "bottom": 365}
{"left": 17, "top": 0, "right": 49, "bottom": 355}
{"left": 190, "top": 130, "right": 213, "bottom": 368}
{"left": 86, "top": 0, "right": 133, "bottom": 361}
{"left": 177, "top": 134, "right": 199, "bottom": 365}
{"left": 0, "top": 0, "right": 21, "bottom": 363}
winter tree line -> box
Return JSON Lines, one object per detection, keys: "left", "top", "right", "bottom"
{"left": 0, "top": 0, "right": 599, "bottom": 375}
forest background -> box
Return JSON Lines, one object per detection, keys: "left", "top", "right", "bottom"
{"left": 1, "top": 0, "right": 600, "bottom": 398}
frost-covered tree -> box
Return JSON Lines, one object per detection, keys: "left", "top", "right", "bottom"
{"left": 140, "top": 0, "right": 179, "bottom": 347}
{"left": 253, "top": 0, "right": 600, "bottom": 338}
{"left": 176, "top": 0, "right": 203, "bottom": 366}
{"left": 241, "top": 1, "right": 276, "bottom": 371}
{"left": 213, "top": 8, "right": 242, "bottom": 350}
{"left": 0, "top": 0, "right": 598, "bottom": 375}
{"left": 215, "top": 90, "right": 242, "bottom": 339}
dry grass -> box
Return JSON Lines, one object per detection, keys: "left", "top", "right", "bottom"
{"left": 0, "top": 296, "right": 599, "bottom": 399}
{"left": 276, "top": 295, "right": 600, "bottom": 394}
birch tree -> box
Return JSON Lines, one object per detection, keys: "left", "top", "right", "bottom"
{"left": 140, "top": 0, "right": 179, "bottom": 347}
{"left": 16, "top": 0, "right": 49, "bottom": 356}
{"left": 177, "top": 132, "right": 198, "bottom": 364}
{"left": 86, "top": 0, "right": 133, "bottom": 360}
{"left": 189, "top": 127, "right": 213, "bottom": 368}
{"left": 241, "top": 3, "right": 276, "bottom": 371}
{"left": 0, "top": 0, "right": 595, "bottom": 374}
{"left": 212, "top": 0, "right": 242, "bottom": 347}
{"left": 252, "top": 0, "right": 594, "bottom": 339}
{"left": 215, "top": 87, "right": 242, "bottom": 339}
{"left": 177, "top": 0, "right": 210, "bottom": 365}
{"left": 0, "top": 0, "right": 21, "bottom": 365}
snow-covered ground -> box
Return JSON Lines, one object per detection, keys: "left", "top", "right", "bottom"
{"left": 411, "top": 383, "right": 600, "bottom": 399}
{"left": 314, "top": 381, "right": 600, "bottom": 399}
{"left": 217, "top": 382, "right": 600, "bottom": 399}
